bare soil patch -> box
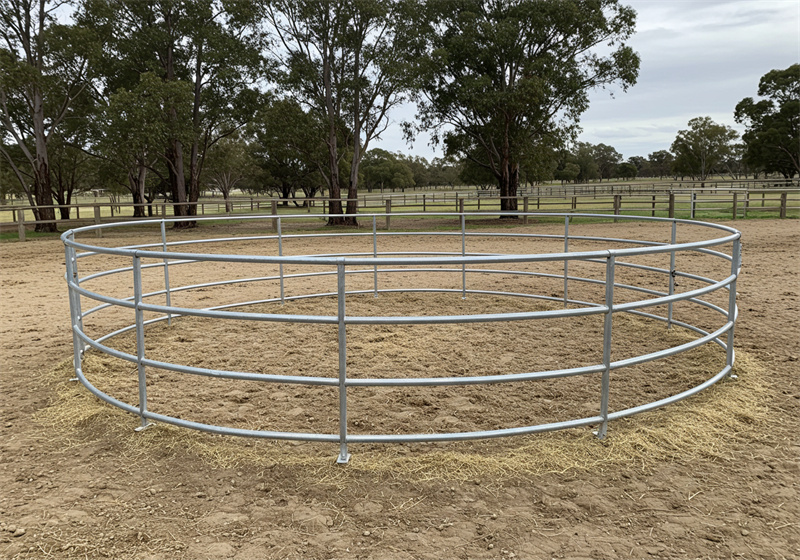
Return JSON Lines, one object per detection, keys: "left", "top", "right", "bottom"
{"left": 1, "top": 218, "right": 798, "bottom": 559}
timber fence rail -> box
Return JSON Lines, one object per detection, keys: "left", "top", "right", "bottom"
{"left": 4, "top": 183, "right": 798, "bottom": 241}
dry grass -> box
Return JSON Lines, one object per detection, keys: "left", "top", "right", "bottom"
{"left": 38, "top": 346, "right": 771, "bottom": 488}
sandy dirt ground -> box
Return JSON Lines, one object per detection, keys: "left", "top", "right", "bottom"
{"left": 1, "top": 217, "right": 798, "bottom": 559}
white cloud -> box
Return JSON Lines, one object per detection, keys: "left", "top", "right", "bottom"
{"left": 375, "top": 0, "right": 800, "bottom": 161}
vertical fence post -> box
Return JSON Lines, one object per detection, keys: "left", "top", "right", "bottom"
{"left": 94, "top": 205, "right": 103, "bottom": 238}
{"left": 744, "top": 191, "right": 749, "bottom": 218}
{"left": 65, "top": 241, "right": 85, "bottom": 365}
{"left": 271, "top": 200, "right": 278, "bottom": 232}
{"left": 732, "top": 193, "right": 738, "bottom": 220}
{"left": 459, "top": 197, "right": 464, "bottom": 215}
{"left": 461, "top": 213, "right": 467, "bottom": 299}
{"left": 563, "top": 216, "right": 570, "bottom": 308}
{"left": 523, "top": 197, "right": 529, "bottom": 225}
{"left": 668, "top": 221, "right": 677, "bottom": 330}
{"left": 726, "top": 238, "right": 741, "bottom": 377}
{"left": 132, "top": 255, "right": 153, "bottom": 431}
{"left": 385, "top": 199, "right": 391, "bottom": 230}
{"left": 613, "top": 195, "right": 621, "bottom": 222}
{"left": 16, "top": 210, "right": 26, "bottom": 242}
{"left": 651, "top": 195, "right": 656, "bottom": 217}
{"left": 690, "top": 191, "right": 696, "bottom": 219}
{"left": 668, "top": 193, "right": 675, "bottom": 218}
{"left": 780, "top": 192, "right": 787, "bottom": 218}
{"left": 160, "top": 220, "right": 173, "bottom": 326}
{"left": 597, "top": 255, "right": 615, "bottom": 439}
{"left": 423, "top": 194, "right": 426, "bottom": 213}
{"left": 278, "top": 218, "right": 285, "bottom": 304}
{"left": 336, "top": 262, "right": 350, "bottom": 464}
{"left": 373, "top": 216, "right": 378, "bottom": 297}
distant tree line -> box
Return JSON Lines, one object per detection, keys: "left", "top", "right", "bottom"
{"left": 0, "top": 0, "right": 640, "bottom": 229}
{"left": 1, "top": 0, "right": 796, "bottom": 232}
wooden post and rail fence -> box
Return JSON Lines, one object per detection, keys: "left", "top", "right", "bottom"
{"left": 2, "top": 185, "right": 798, "bottom": 241}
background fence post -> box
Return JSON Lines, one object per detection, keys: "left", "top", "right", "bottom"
{"left": 94, "top": 205, "right": 102, "bottom": 238}
{"left": 732, "top": 193, "right": 738, "bottom": 220}
{"left": 668, "top": 193, "right": 675, "bottom": 218}
{"left": 271, "top": 199, "right": 278, "bottom": 231}
{"left": 17, "top": 210, "right": 26, "bottom": 242}
{"left": 385, "top": 199, "right": 391, "bottom": 230}
{"left": 523, "top": 196, "right": 529, "bottom": 225}
{"left": 780, "top": 192, "right": 787, "bottom": 218}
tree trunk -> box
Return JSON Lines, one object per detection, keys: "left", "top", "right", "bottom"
{"left": 32, "top": 89, "right": 57, "bottom": 232}
{"left": 499, "top": 162, "right": 519, "bottom": 216}
{"left": 168, "top": 141, "right": 192, "bottom": 228}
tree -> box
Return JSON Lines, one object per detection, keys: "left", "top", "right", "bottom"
{"left": 249, "top": 97, "right": 327, "bottom": 205}
{"left": 670, "top": 117, "right": 738, "bottom": 181}
{"left": 734, "top": 64, "right": 799, "bottom": 178}
{"left": 361, "top": 149, "right": 414, "bottom": 192}
{"left": 82, "top": 0, "right": 266, "bottom": 226}
{"left": 415, "top": 0, "right": 639, "bottom": 214}
{"left": 203, "top": 134, "right": 258, "bottom": 211}
{"left": 554, "top": 162, "right": 580, "bottom": 184}
{"left": 616, "top": 161, "right": 637, "bottom": 180}
{"left": 93, "top": 72, "right": 194, "bottom": 217}
{"left": 592, "top": 143, "right": 622, "bottom": 181}
{"left": 573, "top": 142, "right": 599, "bottom": 183}
{"left": 1, "top": 0, "right": 97, "bottom": 231}
{"left": 647, "top": 150, "right": 673, "bottom": 179}
{"left": 265, "top": 0, "right": 423, "bottom": 225}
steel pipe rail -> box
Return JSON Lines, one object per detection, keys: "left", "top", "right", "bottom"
{"left": 63, "top": 212, "right": 741, "bottom": 462}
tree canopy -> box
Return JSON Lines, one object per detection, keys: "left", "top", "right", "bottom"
{"left": 415, "top": 0, "right": 639, "bottom": 212}
{"left": 670, "top": 117, "right": 739, "bottom": 181}
{"left": 735, "top": 64, "right": 799, "bottom": 178}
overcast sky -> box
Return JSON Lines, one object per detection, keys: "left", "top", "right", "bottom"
{"left": 375, "top": 0, "right": 800, "bottom": 161}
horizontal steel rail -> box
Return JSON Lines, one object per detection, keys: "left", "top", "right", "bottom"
{"left": 62, "top": 212, "right": 741, "bottom": 461}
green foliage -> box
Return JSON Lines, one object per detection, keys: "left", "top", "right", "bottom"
{"left": 734, "top": 64, "right": 799, "bottom": 178}
{"left": 415, "top": 0, "right": 639, "bottom": 208}
{"left": 361, "top": 149, "right": 415, "bottom": 191}
{"left": 647, "top": 150, "right": 673, "bottom": 179}
{"left": 592, "top": 143, "right": 623, "bottom": 181}
{"left": 265, "top": 0, "right": 424, "bottom": 221}
{"left": 670, "top": 117, "right": 739, "bottom": 181}
{"left": 1, "top": 0, "right": 100, "bottom": 228}
{"left": 616, "top": 161, "right": 637, "bottom": 180}
{"left": 249, "top": 98, "right": 327, "bottom": 201}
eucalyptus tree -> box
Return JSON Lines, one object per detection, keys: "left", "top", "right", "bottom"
{"left": 592, "top": 143, "right": 622, "bottom": 181}
{"left": 203, "top": 133, "right": 259, "bottom": 211}
{"left": 670, "top": 117, "right": 738, "bottom": 181}
{"left": 264, "top": 0, "right": 423, "bottom": 225}
{"left": 414, "top": 0, "right": 639, "bottom": 213}
{"left": 92, "top": 72, "right": 194, "bottom": 217}
{"left": 647, "top": 150, "right": 673, "bottom": 179}
{"left": 734, "top": 64, "right": 799, "bottom": 178}
{"left": 1, "top": 0, "right": 97, "bottom": 230}
{"left": 249, "top": 97, "right": 328, "bottom": 204}
{"left": 80, "top": 0, "right": 267, "bottom": 225}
